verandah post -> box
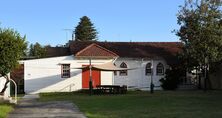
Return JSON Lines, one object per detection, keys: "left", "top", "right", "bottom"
{"left": 89, "top": 58, "right": 93, "bottom": 95}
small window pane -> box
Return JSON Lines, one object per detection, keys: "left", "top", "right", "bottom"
{"left": 61, "top": 64, "right": 70, "bottom": 78}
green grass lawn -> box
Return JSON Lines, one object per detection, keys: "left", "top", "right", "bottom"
{"left": 0, "top": 94, "right": 24, "bottom": 118}
{"left": 0, "top": 101, "right": 14, "bottom": 118}
{"left": 40, "top": 91, "right": 222, "bottom": 118}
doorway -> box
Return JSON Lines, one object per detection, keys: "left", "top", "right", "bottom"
{"left": 82, "top": 66, "right": 101, "bottom": 88}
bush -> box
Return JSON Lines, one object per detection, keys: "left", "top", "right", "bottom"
{"left": 160, "top": 67, "right": 184, "bottom": 90}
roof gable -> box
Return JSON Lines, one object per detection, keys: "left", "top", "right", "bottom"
{"left": 70, "top": 41, "right": 182, "bottom": 57}
{"left": 70, "top": 41, "right": 183, "bottom": 65}
{"left": 75, "top": 43, "right": 118, "bottom": 58}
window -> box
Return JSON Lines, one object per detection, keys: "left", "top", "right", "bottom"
{"left": 119, "top": 62, "right": 127, "bottom": 76}
{"left": 61, "top": 64, "right": 70, "bottom": 78}
{"left": 145, "top": 63, "right": 152, "bottom": 75}
{"left": 156, "top": 63, "right": 164, "bottom": 75}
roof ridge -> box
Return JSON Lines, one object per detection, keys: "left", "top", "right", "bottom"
{"left": 92, "top": 43, "right": 119, "bottom": 56}
{"left": 75, "top": 43, "right": 119, "bottom": 57}
{"left": 75, "top": 43, "right": 96, "bottom": 56}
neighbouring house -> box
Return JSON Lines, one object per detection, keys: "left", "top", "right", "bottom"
{"left": 22, "top": 41, "right": 182, "bottom": 94}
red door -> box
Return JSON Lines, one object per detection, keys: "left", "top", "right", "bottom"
{"left": 82, "top": 67, "right": 101, "bottom": 89}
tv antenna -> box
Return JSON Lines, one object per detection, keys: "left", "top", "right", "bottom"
{"left": 63, "top": 29, "right": 74, "bottom": 41}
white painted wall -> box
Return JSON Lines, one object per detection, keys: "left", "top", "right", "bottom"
{"left": 114, "top": 58, "right": 168, "bottom": 90}
{"left": 23, "top": 55, "right": 113, "bottom": 94}
{"left": 101, "top": 71, "right": 113, "bottom": 85}
{"left": 23, "top": 55, "right": 170, "bottom": 93}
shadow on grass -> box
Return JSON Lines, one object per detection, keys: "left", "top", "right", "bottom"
{"left": 39, "top": 90, "right": 222, "bottom": 118}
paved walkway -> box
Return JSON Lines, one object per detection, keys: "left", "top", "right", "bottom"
{"left": 8, "top": 94, "right": 87, "bottom": 118}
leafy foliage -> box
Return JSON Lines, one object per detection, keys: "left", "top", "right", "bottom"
{"left": 160, "top": 67, "right": 185, "bottom": 90}
{"left": 74, "top": 16, "right": 98, "bottom": 41}
{"left": 0, "top": 28, "right": 27, "bottom": 94}
{"left": 29, "top": 42, "right": 46, "bottom": 58}
{"left": 176, "top": 0, "right": 222, "bottom": 67}
{"left": 0, "top": 28, "right": 27, "bottom": 77}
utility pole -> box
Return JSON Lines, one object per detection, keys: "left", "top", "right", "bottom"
{"left": 63, "top": 29, "right": 74, "bottom": 41}
{"left": 150, "top": 60, "right": 154, "bottom": 93}
{"left": 89, "top": 58, "right": 93, "bottom": 95}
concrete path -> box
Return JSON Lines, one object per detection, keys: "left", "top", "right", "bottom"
{"left": 8, "top": 94, "right": 87, "bottom": 118}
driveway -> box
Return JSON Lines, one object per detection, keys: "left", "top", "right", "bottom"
{"left": 8, "top": 94, "right": 87, "bottom": 118}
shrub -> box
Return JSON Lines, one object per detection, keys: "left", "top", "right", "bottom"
{"left": 160, "top": 67, "right": 184, "bottom": 90}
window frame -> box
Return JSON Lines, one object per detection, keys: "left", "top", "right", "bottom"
{"left": 145, "top": 63, "right": 152, "bottom": 75}
{"left": 119, "top": 62, "right": 128, "bottom": 76}
{"left": 61, "top": 64, "right": 71, "bottom": 78}
{"left": 156, "top": 63, "right": 164, "bottom": 75}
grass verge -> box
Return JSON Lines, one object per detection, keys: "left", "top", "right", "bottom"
{"left": 40, "top": 90, "right": 222, "bottom": 118}
{"left": 0, "top": 94, "right": 24, "bottom": 118}
{"left": 0, "top": 101, "right": 14, "bottom": 118}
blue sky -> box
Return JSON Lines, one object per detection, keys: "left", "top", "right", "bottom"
{"left": 0, "top": 0, "right": 184, "bottom": 46}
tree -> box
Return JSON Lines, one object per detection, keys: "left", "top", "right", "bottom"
{"left": 176, "top": 0, "right": 222, "bottom": 89}
{"left": 29, "top": 42, "right": 46, "bottom": 58}
{"left": 0, "top": 28, "right": 27, "bottom": 95}
{"left": 160, "top": 67, "right": 185, "bottom": 90}
{"left": 74, "top": 16, "right": 98, "bottom": 41}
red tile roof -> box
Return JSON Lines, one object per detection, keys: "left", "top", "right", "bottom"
{"left": 75, "top": 43, "right": 118, "bottom": 58}
{"left": 69, "top": 41, "right": 183, "bottom": 65}
{"left": 44, "top": 41, "right": 183, "bottom": 65}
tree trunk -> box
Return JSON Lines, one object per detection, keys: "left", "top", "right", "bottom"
{"left": 0, "top": 75, "right": 10, "bottom": 95}
{"left": 206, "top": 64, "right": 212, "bottom": 89}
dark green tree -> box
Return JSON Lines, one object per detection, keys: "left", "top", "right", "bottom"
{"left": 160, "top": 66, "right": 186, "bottom": 90}
{"left": 29, "top": 42, "right": 46, "bottom": 58}
{"left": 176, "top": 0, "right": 222, "bottom": 89}
{"left": 0, "top": 28, "right": 27, "bottom": 95}
{"left": 74, "top": 16, "right": 98, "bottom": 41}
